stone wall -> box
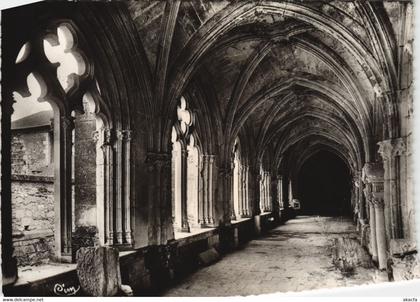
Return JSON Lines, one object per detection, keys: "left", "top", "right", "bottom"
{"left": 4, "top": 215, "right": 277, "bottom": 296}
{"left": 11, "top": 176, "right": 55, "bottom": 266}
{"left": 11, "top": 129, "right": 53, "bottom": 176}
{"left": 11, "top": 127, "right": 55, "bottom": 266}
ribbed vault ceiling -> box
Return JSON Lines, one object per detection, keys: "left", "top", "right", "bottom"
{"left": 128, "top": 0, "right": 399, "bottom": 176}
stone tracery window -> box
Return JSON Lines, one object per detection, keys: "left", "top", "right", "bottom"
{"left": 9, "top": 21, "right": 124, "bottom": 266}
{"left": 171, "top": 96, "right": 201, "bottom": 233}
{"left": 232, "top": 139, "right": 250, "bottom": 220}
{"left": 232, "top": 139, "right": 241, "bottom": 219}
{"left": 43, "top": 24, "right": 87, "bottom": 92}
{"left": 259, "top": 164, "right": 272, "bottom": 213}
{"left": 11, "top": 73, "right": 55, "bottom": 267}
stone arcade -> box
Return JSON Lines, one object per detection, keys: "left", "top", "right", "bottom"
{"left": 1, "top": 0, "right": 417, "bottom": 296}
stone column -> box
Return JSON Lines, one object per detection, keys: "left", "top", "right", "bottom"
{"left": 264, "top": 172, "right": 269, "bottom": 211}
{"left": 364, "top": 184, "right": 378, "bottom": 262}
{"left": 267, "top": 173, "right": 272, "bottom": 211}
{"left": 230, "top": 159, "right": 236, "bottom": 221}
{"left": 72, "top": 110, "right": 99, "bottom": 259}
{"left": 122, "top": 130, "right": 133, "bottom": 245}
{"left": 1, "top": 89, "right": 18, "bottom": 285}
{"left": 363, "top": 162, "right": 386, "bottom": 269}
{"left": 271, "top": 175, "right": 279, "bottom": 217}
{"left": 198, "top": 154, "right": 206, "bottom": 226}
{"left": 238, "top": 164, "right": 244, "bottom": 217}
{"left": 59, "top": 115, "right": 75, "bottom": 257}
{"left": 198, "top": 155, "right": 216, "bottom": 226}
{"left": 145, "top": 151, "right": 173, "bottom": 244}
{"left": 288, "top": 179, "right": 293, "bottom": 207}
{"left": 93, "top": 129, "right": 105, "bottom": 246}
{"left": 218, "top": 161, "right": 233, "bottom": 224}
{"left": 114, "top": 130, "right": 124, "bottom": 244}
{"left": 278, "top": 176, "right": 283, "bottom": 209}
{"left": 207, "top": 155, "right": 216, "bottom": 225}
{"left": 259, "top": 171, "right": 265, "bottom": 213}
{"left": 378, "top": 138, "right": 406, "bottom": 239}
{"left": 102, "top": 129, "right": 115, "bottom": 246}
{"left": 251, "top": 167, "right": 261, "bottom": 216}
{"left": 373, "top": 196, "right": 387, "bottom": 270}
{"left": 243, "top": 165, "right": 250, "bottom": 217}
{"left": 369, "top": 200, "right": 378, "bottom": 262}
{"left": 186, "top": 145, "right": 199, "bottom": 228}
{"left": 181, "top": 148, "right": 190, "bottom": 232}
{"left": 266, "top": 173, "right": 270, "bottom": 211}
{"left": 263, "top": 172, "right": 267, "bottom": 212}
{"left": 239, "top": 165, "right": 246, "bottom": 217}
{"left": 355, "top": 171, "right": 367, "bottom": 221}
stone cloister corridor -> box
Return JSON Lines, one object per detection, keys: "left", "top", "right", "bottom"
{"left": 164, "top": 216, "right": 375, "bottom": 296}
{"left": 1, "top": 0, "right": 418, "bottom": 297}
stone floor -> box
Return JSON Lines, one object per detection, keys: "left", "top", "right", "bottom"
{"left": 163, "top": 216, "right": 378, "bottom": 296}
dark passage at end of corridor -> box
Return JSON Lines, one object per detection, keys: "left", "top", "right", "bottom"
{"left": 297, "top": 150, "right": 352, "bottom": 217}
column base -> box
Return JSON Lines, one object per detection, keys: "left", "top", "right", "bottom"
{"left": 373, "top": 270, "right": 389, "bottom": 282}
{"left": 2, "top": 256, "right": 17, "bottom": 286}
{"left": 254, "top": 215, "right": 261, "bottom": 236}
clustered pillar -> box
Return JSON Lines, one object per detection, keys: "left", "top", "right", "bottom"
{"left": 95, "top": 128, "right": 133, "bottom": 247}
{"left": 259, "top": 170, "right": 272, "bottom": 213}
{"left": 180, "top": 149, "right": 190, "bottom": 232}
{"left": 362, "top": 162, "right": 387, "bottom": 270}
{"left": 241, "top": 165, "right": 250, "bottom": 217}
{"left": 277, "top": 176, "right": 283, "bottom": 210}
{"left": 378, "top": 138, "right": 406, "bottom": 240}
{"left": 200, "top": 155, "right": 216, "bottom": 226}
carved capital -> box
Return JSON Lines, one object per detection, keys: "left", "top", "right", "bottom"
{"left": 378, "top": 137, "right": 406, "bottom": 161}
{"left": 362, "top": 162, "right": 384, "bottom": 184}
{"left": 116, "top": 130, "right": 124, "bottom": 141}
{"left": 363, "top": 183, "right": 372, "bottom": 201}
{"left": 181, "top": 148, "right": 189, "bottom": 158}
{"left": 201, "top": 154, "right": 209, "bottom": 165}
{"left": 92, "top": 130, "right": 100, "bottom": 143}
{"left": 371, "top": 196, "right": 385, "bottom": 209}
{"left": 122, "top": 130, "right": 132, "bottom": 141}
{"left": 103, "top": 129, "right": 114, "bottom": 145}
{"left": 61, "top": 116, "right": 75, "bottom": 131}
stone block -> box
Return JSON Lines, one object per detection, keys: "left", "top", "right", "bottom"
{"left": 390, "top": 239, "right": 416, "bottom": 257}
{"left": 332, "top": 237, "right": 373, "bottom": 271}
{"left": 23, "top": 244, "right": 36, "bottom": 254}
{"left": 76, "top": 246, "right": 121, "bottom": 296}
{"left": 34, "top": 240, "right": 49, "bottom": 252}
{"left": 391, "top": 254, "right": 420, "bottom": 281}
{"left": 72, "top": 226, "right": 99, "bottom": 261}
{"left": 198, "top": 248, "right": 220, "bottom": 266}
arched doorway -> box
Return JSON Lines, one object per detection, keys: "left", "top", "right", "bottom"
{"left": 297, "top": 150, "right": 352, "bottom": 217}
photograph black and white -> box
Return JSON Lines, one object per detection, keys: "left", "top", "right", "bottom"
{"left": 0, "top": 0, "right": 418, "bottom": 298}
